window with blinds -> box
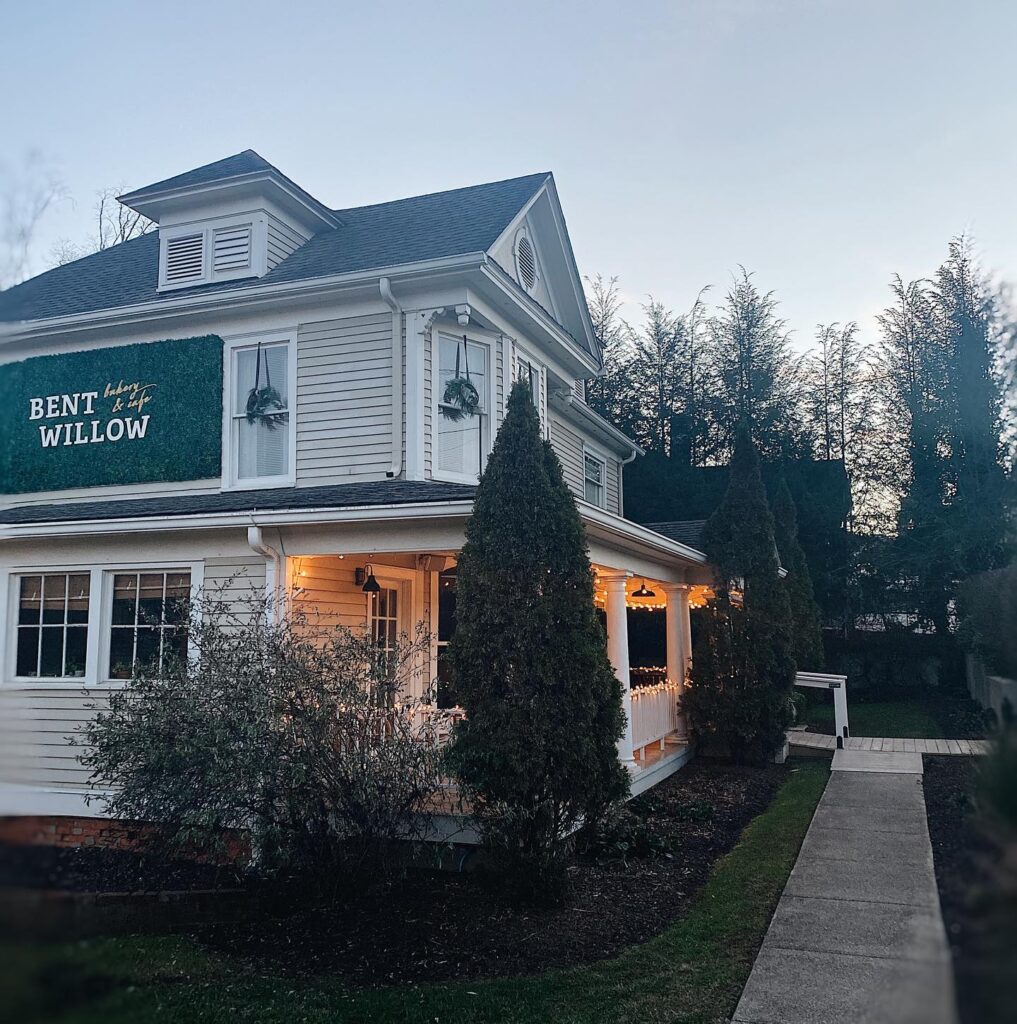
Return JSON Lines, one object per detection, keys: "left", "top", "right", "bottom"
{"left": 231, "top": 340, "right": 292, "bottom": 484}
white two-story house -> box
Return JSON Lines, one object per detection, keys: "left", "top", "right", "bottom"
{"left": 0, "top": 150, "right": 712, "bottom": 824}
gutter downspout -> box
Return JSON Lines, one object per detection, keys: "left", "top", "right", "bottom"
{"left": 379, "top": 277, "right": 403, "bottom": 478}
{"left": 619, "top": 447, "right": 638, "bottom": 517}
{"left": 247, "top": 525, "right": 283, "bottom": 621}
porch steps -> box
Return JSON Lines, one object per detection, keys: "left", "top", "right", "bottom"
{"left": 789, "top": 730, "right": 991, "bottom": 756}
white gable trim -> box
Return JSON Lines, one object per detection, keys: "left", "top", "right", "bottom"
{"left": 488, "top": 178, "right": 599, "bottom": 364}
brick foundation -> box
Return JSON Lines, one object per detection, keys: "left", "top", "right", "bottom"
{"left": 0, "top": 815, "right": 250, "bottom": 863}
{"left": 0, "top": 815, "right": 146, "bottom": 850}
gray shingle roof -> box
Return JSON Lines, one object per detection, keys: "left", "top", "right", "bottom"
{"left": 119, "top": 150, "right": 275, "bottom": 199}
{"left": 643, "top": 520, "right": 707, "bottom": 552}
{"left": 0, "top": 168, "right": 550, "bottom": 324}
{"left": 0, "top": 480, "right": 476, "bottom": 526}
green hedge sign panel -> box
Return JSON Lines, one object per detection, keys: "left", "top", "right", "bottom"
{"left": 0, "top": 336, "right": 223, "bottom": 494}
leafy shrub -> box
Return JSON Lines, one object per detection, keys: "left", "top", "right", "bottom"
{"left": 579, "top": 805, "right": 671, "bottom": 865}
{"left": 79, "top": 590, "right": 453, "bottom": 887}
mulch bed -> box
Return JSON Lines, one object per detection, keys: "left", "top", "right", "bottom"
{"left": 923, "top": 755, "right": 1017, "bottom": 1024}
{"left": 197, "top": 760, "right": 788, "bottom": 986}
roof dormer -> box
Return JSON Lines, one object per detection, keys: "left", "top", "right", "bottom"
{"left": 118, "top": 150, "right": 339, "bottom": 293}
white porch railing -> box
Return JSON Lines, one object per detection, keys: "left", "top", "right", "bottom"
{"left": 630, "top": 680, "right": 682, "bottom": 758}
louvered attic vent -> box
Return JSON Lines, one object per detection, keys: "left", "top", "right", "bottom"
{"left": 516, "top": 234, "right": 537, "bottom": 291}
{"left": 213, "top": 224, "right": 252, "bottom": 272}
{"left": 164, "top": 233, "right": 204, "bottom": 284}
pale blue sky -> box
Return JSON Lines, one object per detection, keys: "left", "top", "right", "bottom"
{"left": 3, "top": 0, "right": 1015, "bottom": 350}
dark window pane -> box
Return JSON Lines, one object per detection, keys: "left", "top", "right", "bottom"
{"left": 42, "top": 575, "right": 67, "bottom": 625}
{"left": 164, "top": 572, "right": 191, "bottom": 626}
{"left": 112, "top": 575, "right": 138, "bottom": 625}
{"left": 65, "top": 627, "right": 88, "bottom": 677}
{"left": 109, "top": 629, "right": 135, "bottom": 679}
{"left": 16, "top": 628, "right": 39, "bottom": 676}
{"left": 138, "top": 574, "right": 165, "bottom": 625}
{"left": 165, "top": 628, "right": 189, "bottom": 666}
{"left": 437, "top": 570, "right": 457, "bottom": 643}
{"left": 40, "top": 627, "right": 63, "bottom": 677}
{"left": 18, "top": 577, "right": 42, "bottom": 625}
{"left": 66, "top": 575, "right": 90, "bottom": 624}
{"left": 135, "top": 627, "right": 160, "bottom": 668}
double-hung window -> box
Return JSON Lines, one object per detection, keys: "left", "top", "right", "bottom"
{"left": 229, "top": 339, "right": 293, "bottom": 486}
{"left": 436, "top": 334, "right": 489, "bottom": 481}
{"left": 108, "top": 571, "right": 191, "bottom": 679}
{"left": 584, "top": 450, "right": 607, "bottom": 507}
{"left": 15, "top": 573, "right": 90, "bottom": 679}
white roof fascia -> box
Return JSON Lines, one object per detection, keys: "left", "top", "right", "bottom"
{"left": 0, "top": 253, "right": 489, "bottom": 347}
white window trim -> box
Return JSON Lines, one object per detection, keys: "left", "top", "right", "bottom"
{"left": 582, "top": 444, "right": 609, "bottom": 509}
{"left": 515, "top": 344, "right": 547, "bottom": 438}
{"left": 362, "top": 563, "right": 426, "bottom": 698}
{"left": 431, "top": 329, "right": 497, "bottom": 485}
{"left": 2, "top": 561, "right": 203, "bottom": 690}
{"left": 158, "top": 213, "right": 268, "bottom": 292}
{"left": 221, "top": 330, "right": 298, "bottom": 491}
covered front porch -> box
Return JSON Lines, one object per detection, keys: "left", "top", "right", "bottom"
{"left": 272, "top": 505, "right": 712, "bottom": 797}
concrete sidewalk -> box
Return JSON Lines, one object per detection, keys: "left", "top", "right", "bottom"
{"left": 733, "top": 759, "right": 957, "bottom": 1024}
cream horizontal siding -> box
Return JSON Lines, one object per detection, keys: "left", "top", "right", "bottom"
{"left": 292, "top": 556, "right": 370, "bottom": 631}
{"left": 606, "top": 459, "right": 621, "bottom": 516}
{"left": 296, "top": 313, "right": 393, "bottom": 484}
{"left": 549, "top": 409, "right": 585, "bottom": 496}
{"left": 549, "top": 408, "right": 624, "bottom": 515}
{"left": 266, "top": 216, "right": 309, "bottom": 270}
{"left": 202, "top": 556, "right": 266, "bottom": 625}
{"left": 0, "top": 689, "right": 109, "bottom": 791}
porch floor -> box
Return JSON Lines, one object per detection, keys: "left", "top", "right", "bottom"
{"left": 630, "top": 735, "right": 694, "bottom": 797}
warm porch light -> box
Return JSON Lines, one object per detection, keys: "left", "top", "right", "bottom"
{"left": 632, "top": 580, "right": 656, "bottom": 598}
{"left": 356, "top": 565, "right": 382, "bottom": 594}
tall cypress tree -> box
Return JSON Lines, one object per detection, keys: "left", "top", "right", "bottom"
{"left": 446, "top": 380, "right": 627, "bottom": 898}
{"left": 682, "top": 425, "right": 796, "bottom": 762}
{"left": 772, "top": 477, "right": 825, "bottom": 671}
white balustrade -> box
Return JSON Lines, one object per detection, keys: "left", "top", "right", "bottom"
{"left": 630, "top": 680, "right": 682, "bottom": 758}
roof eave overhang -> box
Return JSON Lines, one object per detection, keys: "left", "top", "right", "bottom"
{"left": 0, "top": 252, "right": 491, "bottom": 347}
{"left": 0, "top": 497, "right": 709, "bottom": 578}
{"left": 474, "top": 260, "right": 600, "bottom": 377}
{"left": 0, "top": 499, "right": 477, "bottom": 541}
{"left": 548, "top": 390, "right": 643, "bottom": 458}
{"left": 118, "top": 170, "right": 341, "bottom": 231}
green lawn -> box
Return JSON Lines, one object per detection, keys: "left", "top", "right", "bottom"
{"left": 803, "top": 698, "right": 944, "bottom": 739}
{"left": 3, "top": 763, "right": 827, "bottom": 1024}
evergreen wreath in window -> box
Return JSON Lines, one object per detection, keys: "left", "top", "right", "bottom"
{"left": 245, "top": 342, "right": 289, "bottom": 430}
{"left": 440, "top": 336, "right": 481, "bottom": 422}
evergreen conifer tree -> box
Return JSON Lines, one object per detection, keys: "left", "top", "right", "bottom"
{"left": 682, "top": 425, "right": 796, "bottom": 762}
{"left": 772, "top": 477, "right": 825, "bottom": 671}
{"left": 446, "top": 380, "right": 627, "bottom": 898}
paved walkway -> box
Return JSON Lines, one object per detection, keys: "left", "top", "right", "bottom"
{"left": 790, "top": 730, "right": 990, "bottom": 755}
{"left": 733, "top": 750, "right": 958, "bottom": 1024}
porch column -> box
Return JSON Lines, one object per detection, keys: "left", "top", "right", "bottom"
{"left": 601, "top": 570, "right": 636, "bottom": 769}
{"left": 662, "top": 583, "right": 693, "bottom": 737}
